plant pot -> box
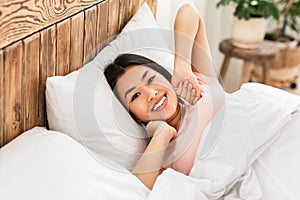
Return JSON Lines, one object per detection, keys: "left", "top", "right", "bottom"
{"left": 231, "top": 17, "right": 265, "bottom": 49}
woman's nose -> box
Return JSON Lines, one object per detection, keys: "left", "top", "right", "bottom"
{"left": 145, "top": 87, "right": 158, "bottom": 102}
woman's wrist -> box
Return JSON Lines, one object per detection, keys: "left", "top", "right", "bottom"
{"left": 152, "top": 126, "right": 176, "bottom": 143}
{"left": 173, "top": 60, "right": 194, "bottom": 81}
{"left": 174, "top": 56, "right": 190, "bottom": 70}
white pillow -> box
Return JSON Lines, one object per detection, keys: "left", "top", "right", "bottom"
{"left": 46, "top": 3, "right": 174, "bottom": 170}
{"left": 0, "top": 127, "right": 149, "bottom": 199}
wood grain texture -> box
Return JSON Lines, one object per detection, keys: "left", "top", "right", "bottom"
{"left": 0, "top": 0, "right": 105, "bottom": 49}
{"left": 219, "top": 39, "right": 279, "bottom": 62}
{"left": 128, "top": 0, "right": 140, "bottom": 20}
{"left": 57, "top": 19, "right": 71, "bottom": 75}
{"left": 70, "top": 12, "right": 84, "bottom": 71}
{"left": 23, "top": 34, "right": 40, "bottom": 131}
{"left": 145, "top": 0, "right": 156, "bottom": 17}
{"left": 118, "top": 0, "right": 128, "bottom": 32}
{"left": 3, "top": 41, "right": 23, "bottom": 145}
{"left": 83, "top": 5, "right": 97, "bottom": 64}
{"left": 108, "top": 0, "right": 119, "bottom": 41}
{"left": 0, "top": 50, "right": 3, "bottom": 146}
{"left": 39, "top": 25, "right": 56, "bottom": 126}
{"left": 96, "top": 1, "right": 108, "bottom": 53}
{"left": 0, "top": 0, "right": 157, "bottom": 147}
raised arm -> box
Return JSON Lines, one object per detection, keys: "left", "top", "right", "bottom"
{"left": 174, "top": 3, "right": 215, "bottom": 77}
{"left": 172, "top": 4, "right": 217, "bottom": 104}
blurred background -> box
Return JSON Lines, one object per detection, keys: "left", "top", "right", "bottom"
{"left": 155, "top": 0, "right": 300, "bottom": 94}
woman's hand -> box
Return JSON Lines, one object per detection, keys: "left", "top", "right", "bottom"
{"left": 172, "top": 66, "right": 202, "bottom": 105}
{"left": 146, "top": 121, "right": 177, "bottom": 140}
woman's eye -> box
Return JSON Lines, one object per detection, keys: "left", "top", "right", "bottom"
{"left": 131, "top": 92, "right": 140, "bottom": 101}
{"left": 148, "top": 75, "right": 156, "bottom": 84}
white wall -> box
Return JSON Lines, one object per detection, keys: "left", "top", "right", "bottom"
{"left": 156, "top": 0, "right": 244, "bottom": 91}
{"left": 156, "top": 0, "right": 235, "bottom": 69}
{"left": 156, "top": 0, "right": 300, "bottom": 92}
{"left": 156, "top": 0, "right": 195, "bottom": 30}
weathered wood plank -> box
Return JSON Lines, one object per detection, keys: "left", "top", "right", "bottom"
{"left": 0, "top": 0, "right": 158, "bottom": 147}
{"left": 3, "top": 41, "right": 23, "bottom": 145}
{"left": 139, "top": 0, "right": 144, "bottom": 8}
{"left": 83, "top": 5, "right": 97, "bottom": 64}
{"left": 145, "top": 0, "right": 157, "bottom": 17}
{"left": 128, "top": 0, "right": 141, "bottom": 20}
{"left": 57, "top": 19, "right": 71, "bottom": 75}
{"left": 0, "top": 0, "right": 105, "bottom": 49}
{"left": 127, "top": 0, "right": 134, "bottom": 20}
{"left": 39, "top": 25, "right": 56, "bottom": 126}
{"left": 23, "top": 33, "right": 40, "bottom": 131}
{"left": 70, "top": 12, "right": 84, "bottom": 71}
{"left": 108, "top": 0, "right": 119, "bottom": 41}
{"left": 118, "top": 0, "right": 128, "bottom": 32}
{"left": 0, "top": 50, "right": 3, "bottom": 147}
{"left": 96, "top": 1, "right": 108, "bottom": 53}
{"left": 40, "top": 25, "right": 56, "bottom": 78}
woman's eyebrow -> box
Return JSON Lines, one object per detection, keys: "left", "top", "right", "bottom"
{"left": 125, "top": 86, "right": 136, "bottom": 99}
{"left": 141, "top": 70, "right": 149, "bottom": 81}
{"left": 124, "top": 70, "right": 149, "bottom": 99}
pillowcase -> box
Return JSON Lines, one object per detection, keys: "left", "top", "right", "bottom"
{"left": 0, "top": 127, "right": 149, "bottom": 199}
{"left": 46, "top": 3, "right": 174, "bottom": 170}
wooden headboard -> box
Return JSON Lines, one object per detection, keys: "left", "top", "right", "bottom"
{"left": 0, "top": 0, "right": 157, "bottom": 147}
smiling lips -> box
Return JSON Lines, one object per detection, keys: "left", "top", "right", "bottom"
{"left": 151, "top": 94, "right": 167, "bottom": 111}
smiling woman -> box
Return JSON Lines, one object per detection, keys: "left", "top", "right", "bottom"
{"left": 104, "top": 3, "right": 222, "bottom": 189}
{"left": 105, "top": 53, "right": 180, "bottom": 127}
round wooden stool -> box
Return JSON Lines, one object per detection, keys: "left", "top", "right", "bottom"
{"left": 219, "top": 39, "right": 279, "bottom": 86}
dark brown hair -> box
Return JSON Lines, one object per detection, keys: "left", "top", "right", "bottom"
{"left": 104, "top": 53, "right": 172, "bottom": 92}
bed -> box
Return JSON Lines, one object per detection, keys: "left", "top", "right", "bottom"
{"left": 1, "top": 1, "right": 300, "bottom": 199}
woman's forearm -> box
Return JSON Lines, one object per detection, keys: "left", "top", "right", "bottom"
{"left": 132, "top": 132, "right": 173, "bottom": 190}
{"left": 174, "top": 4, "right": 215, "bottom": 78}
{"left": 174, "top": 4, "right": 199, "bottom": 69}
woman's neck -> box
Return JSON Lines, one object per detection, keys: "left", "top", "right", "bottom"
{"left": 167, "top": 103, "right": 183, "bottom": 131}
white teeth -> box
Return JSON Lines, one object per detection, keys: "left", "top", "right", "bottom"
{"left": 152, "top": 96, "right": 166, "bottom": 111}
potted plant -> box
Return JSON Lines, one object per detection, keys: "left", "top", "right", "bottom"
{"left": 216, "top": 0, "right": 280, "bottom": 49}
{"left": 260, "top": 0, "right": 300, "bottom": 88}
{"left": 265, "top": 0, "right": 300, "bottom": 41}
{"left": 217, "top": 0, "right": 300, "bottom": 88}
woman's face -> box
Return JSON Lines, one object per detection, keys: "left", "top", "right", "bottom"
{"left": 116, "top": 65, "right": 178, "bottom": 123}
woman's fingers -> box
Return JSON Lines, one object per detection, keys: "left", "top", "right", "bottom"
{"left": 175, "top": 81, "right": 183, "bottom": 96}
{"left": 190, "top": 88, "right": 197, "bottom": 103}
{"left": 192, "top": 96, "right": 198, "bottom": 105}
{"left": 187, "top": 85, "right": 198, "bottom": 105}
{"left": 193, "top": 82, "right": 202, "bottom": 102}
{"left": 181, "top": 80, "right": 189, "bottom": 99}
{"left": 185, "top": 83, "right": 193, "bottom": 102}
{"left": 176, "top": 80, "right": 199, "bottom": 104}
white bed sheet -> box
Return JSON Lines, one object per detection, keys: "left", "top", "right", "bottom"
{"left": 148, "top": 112, "right": 300, "bottom": 200}
{"left": 148, "top": 83, "right": 300, "bottom": 200}
{"left": 1, "top": 83, "right": 300, "bottom": 200}
{"left": 253, "top": 111, "right": 300, "bottom": 200}
{"left": 0, "top": 127, "right": 149, "bottom": 200}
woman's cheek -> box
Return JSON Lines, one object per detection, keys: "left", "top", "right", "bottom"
{"left": 130, "top": 101, "right": 145, "bottom": 118}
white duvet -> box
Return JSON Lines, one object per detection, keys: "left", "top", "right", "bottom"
{"left": 1, "top": 83, "right": 300, "bottom": 200}
{"left": 147, "top": 83, "right": 300, "bottom": 200}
